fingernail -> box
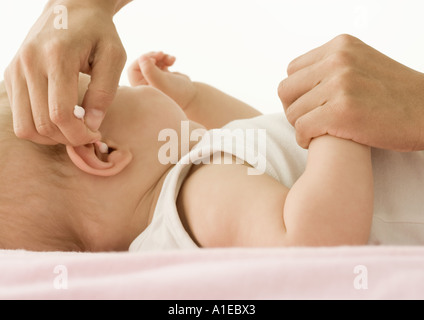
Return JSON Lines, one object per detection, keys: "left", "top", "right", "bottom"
{"left": 85, "top": 109, "right": 105, "bottom": 131}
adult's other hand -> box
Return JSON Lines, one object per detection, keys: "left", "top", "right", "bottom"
{"left": 4, "top": 0, "right": 131, "bottom": 146}
{"left": 279, "top": 34, "right": 424, "bottom": 152}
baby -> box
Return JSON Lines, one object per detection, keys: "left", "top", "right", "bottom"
{"left": 1, "top": 50, "right": 413, "bottom": 252}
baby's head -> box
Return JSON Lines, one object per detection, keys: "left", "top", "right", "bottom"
{"left": 0, "top": 75, "right": 193, "bottom": 252}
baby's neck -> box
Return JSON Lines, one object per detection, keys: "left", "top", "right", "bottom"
{"left": 133, "top": 120, "right": 206, "bottom": 233}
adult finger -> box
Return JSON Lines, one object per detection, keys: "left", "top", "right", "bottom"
{"left": 278, "top": 60, "right": 326, "bottom": 111}
{"left": 7, "top": 68, "right": 57, "bottom": 145}
{"left": 48, "top": 67, "right": 101, "bottom": 146}
{"left": 287, "top": 41, "right": 329, "bottom": 76}
{"left": 284, "top": 82, "right": 328, "bottom": 127}
{"left": 26, "top": 70, "right": 69, "bottom": 145}
{"left": 82, "top": 42, "right": 127, "bottom": 131}
{"left": 294, "top": 105, "right": 333, "bottom": 149}
{"left": 3, "top": 67, "right": 14, "bottom": 107}
{"left": 287, "top": 34, "right": 358, "bottom": 76}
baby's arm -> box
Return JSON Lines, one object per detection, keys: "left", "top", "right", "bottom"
{"left": 185, "top": 82, "right": 262, "bottom": 129}
{"left": 128, "top": 52, "right": 261, "bottom": 129}
{"left": 283, "top": 135, "right": 374, "bottom": 246}
{"left": 178, "top": 133, "right": 374, "bottom": 248}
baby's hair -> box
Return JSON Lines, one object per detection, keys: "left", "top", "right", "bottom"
{"left": 0, "top": 82, "right": 81, "bottom": 251}
{"left": 0, "top": 82, "right": 69, "bottom": 177}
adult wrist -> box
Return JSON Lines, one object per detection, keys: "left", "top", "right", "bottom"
{"left": 113, "top": 0, "right": 133, "bottom": 14}
{"left": 45, "top": 0, "right": 129, "bottom": 17}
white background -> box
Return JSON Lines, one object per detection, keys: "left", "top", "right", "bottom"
{"left": 1, "top": 0, "right": 423, "bottom": 114}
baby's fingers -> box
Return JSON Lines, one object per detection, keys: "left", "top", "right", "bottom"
{"left": 129, "top": 51, "right": 176, "bottom": 87}
{"left": 139, "top": 51, "right": 176, "bottom": 70}
{"left": 161, "top": 53, "right": 176, "bottom": 69}
{"left": 139, "top": 58, "right": 170, "bottom": 90}
{"left": 128, "top": 57, "right": 148, "bottom": 86}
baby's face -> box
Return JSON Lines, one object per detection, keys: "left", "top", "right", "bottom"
{"left": 100, "top": 85, "right": 189, "bottom": 157}
{"left": 0, "top": 79, "right": 192, "bottom": 252}
{"left": 76, "top": 72, "right": 189, "bottom": 157}
{"left": 75, "top": 84, "right": 193, "bottom": 251}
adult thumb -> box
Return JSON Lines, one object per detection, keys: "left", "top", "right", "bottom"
{"left": 82, "top": 46, "right": 126, "bottom": 131}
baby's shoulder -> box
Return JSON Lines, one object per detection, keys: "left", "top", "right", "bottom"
{"left": 176, "top": 156, "right": 290, "bottom": 248}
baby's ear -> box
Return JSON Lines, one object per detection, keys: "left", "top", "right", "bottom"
{"left": 66, "top": 142, "right": 133, "bottom": 177}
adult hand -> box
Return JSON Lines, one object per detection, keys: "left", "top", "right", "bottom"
{"left": 4, "top": 0, "right": 129, "bottom": 146}
{"left": 278, "top": 34, "right": 424, "bottom": 152}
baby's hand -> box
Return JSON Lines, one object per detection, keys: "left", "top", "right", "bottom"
{"left": 128, "top": 52, "right": 197, "bottom": 110}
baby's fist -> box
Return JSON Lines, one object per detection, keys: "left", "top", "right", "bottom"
{"left": 128, "top": 51, "right": 196, "bottom": 110}
{"left": 128, "top": 51, "right": 176, "bottom": 86}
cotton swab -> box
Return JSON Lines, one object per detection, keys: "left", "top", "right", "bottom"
{"left": 74, "top": 105, "right": 109, "bottom": 154}
{"left": 74, "top": 105, "right": 86, "bottom": 120}
{"left": 95, "top": 141, "right": 110, "bottom": 154}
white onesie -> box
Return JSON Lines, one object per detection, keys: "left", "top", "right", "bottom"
{"left": 129, "top": 113, "right": 424, "bottom": 251}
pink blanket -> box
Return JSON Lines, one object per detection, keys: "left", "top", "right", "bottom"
{"left": 1, "top": 246, "right": 423, "bottom": 300}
